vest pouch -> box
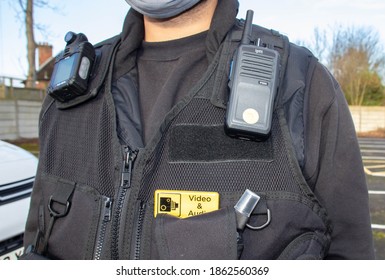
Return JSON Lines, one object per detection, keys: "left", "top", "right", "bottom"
{"left": 277, "top": 232, "right": 328, "bottom": 260}
{"left": 26, "top": 174, "right": 107, "bottom": 259}
{"left": 152, "top": 207, "right": 237, "bottom": 259}
{"left": 240, "top": 196, "right": 331, "bottom": 259}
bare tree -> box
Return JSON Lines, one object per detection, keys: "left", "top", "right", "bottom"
{"left": 9, "top": 0, "right": 57, "bottom": 87}
{"left": 24, "top": 0, "right": 36, "bottom": 88}
{"left": 309, "top": 27, "right": 329, "bottom": 64}
{"left": 333, "top": 48, "right": 370, "bottom": 105}
{"left": 304, "top": 25, "right": 385, "bottom": 106}
{"left": 329, "top": 25, "right": 385, "bottom": 106}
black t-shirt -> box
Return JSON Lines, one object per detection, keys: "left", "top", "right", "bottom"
{"left": 137, "top": 31, "right": 208, "bottom": 144}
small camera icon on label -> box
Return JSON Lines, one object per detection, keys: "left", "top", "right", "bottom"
{"left": 159, "top": 197, "right": 179, "bottom": 212}
{"left": 156, "top": 192, "right": 182, "bottom": 217}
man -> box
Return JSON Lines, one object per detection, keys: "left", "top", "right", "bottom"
{"left": 23, "top": 0, "right": 374, "bottom": 259}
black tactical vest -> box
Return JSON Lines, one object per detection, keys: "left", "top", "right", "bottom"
{"left": 23, "top": 24, "right": 332, "bottom": 260}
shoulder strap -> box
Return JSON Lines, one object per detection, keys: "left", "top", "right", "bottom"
{"left": 249, "top": 25, "right": 318, "bottom": 168}
{"left": 230, "top": 21, "right": 316, "bottom": 168}
{"left": 56, "top": 34, "right": 121, "bottom": 109}
{"left": 281, "top": 44, "right": 318, "bottom": 168}
{"left": 250, "top": 25, "right": 290, "bottom": 110}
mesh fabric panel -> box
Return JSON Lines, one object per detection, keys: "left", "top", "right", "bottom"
{"left": 138, "top": 98, "right": 301, "bottom": 203}
{"left": 40, "top": 96, "right": 117, "bottom": 197}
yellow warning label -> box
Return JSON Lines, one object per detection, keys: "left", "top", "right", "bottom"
{"left": 154, "top": 190, "right": 220, "bottom": 218}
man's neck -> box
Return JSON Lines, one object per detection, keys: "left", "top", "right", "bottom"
{"left": 143, "top": 0, "right": 218, "bottom": 42}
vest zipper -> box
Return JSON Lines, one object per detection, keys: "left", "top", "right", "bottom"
{"left": 111, "top": 146, "right": 137, "bottom": 259}
{"left": 134, "top": 202, "right": 146, "bottom": 260}
{"left": 94, "top": 196, "right": 112, "bottom": 260}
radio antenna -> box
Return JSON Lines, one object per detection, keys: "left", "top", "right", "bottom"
{"left": 241, "top": 10, "right": 254, "bottom": 45}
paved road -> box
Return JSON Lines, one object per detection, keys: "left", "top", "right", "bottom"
{"left": 359, "top": 138, "right": 385, "bottom": 177}
{"left": 359, "top": 138, "right": 385, "bottom": 233}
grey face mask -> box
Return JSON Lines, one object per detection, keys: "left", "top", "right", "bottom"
{"left": 125, "top": 0, "right": 202, "bottom": 19}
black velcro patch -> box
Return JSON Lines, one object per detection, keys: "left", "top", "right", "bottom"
{"left": 169, "top": 124, "right": 273, "bottom": 162}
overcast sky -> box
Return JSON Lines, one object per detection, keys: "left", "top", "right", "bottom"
{"left": 0, "top": 0, "right": 384, "bottom": 78}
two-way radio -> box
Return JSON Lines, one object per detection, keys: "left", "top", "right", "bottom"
{"left": 225, "top": 10, "right": 280, "bottom": 141}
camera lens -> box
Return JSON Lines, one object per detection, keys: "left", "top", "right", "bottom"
{"left": 65, "top": 32, "right": 76, "bottom": 44}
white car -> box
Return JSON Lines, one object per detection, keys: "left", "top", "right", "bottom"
{"left": 0, "top": 140, "right": 38, "bottom": 260}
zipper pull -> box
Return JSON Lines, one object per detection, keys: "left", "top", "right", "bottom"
{"left": 103, "top": 197, "right": 112, "bottom": 222}
{"left": 121, "top": 147, "right": 137, "bottom": 188}
{"left": 94, "top": 196, "right": 112, "bottom": 260}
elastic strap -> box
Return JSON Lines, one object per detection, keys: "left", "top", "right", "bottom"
{"left": 37, "top": 181, "right": 76, "bottom": 255}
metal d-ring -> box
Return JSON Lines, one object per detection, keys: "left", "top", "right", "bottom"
{"left": 246, "top": 209, "right": 271, "bottom": 230}
{"left": 48, "top": 195, "right": 70, "bottom": 218}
